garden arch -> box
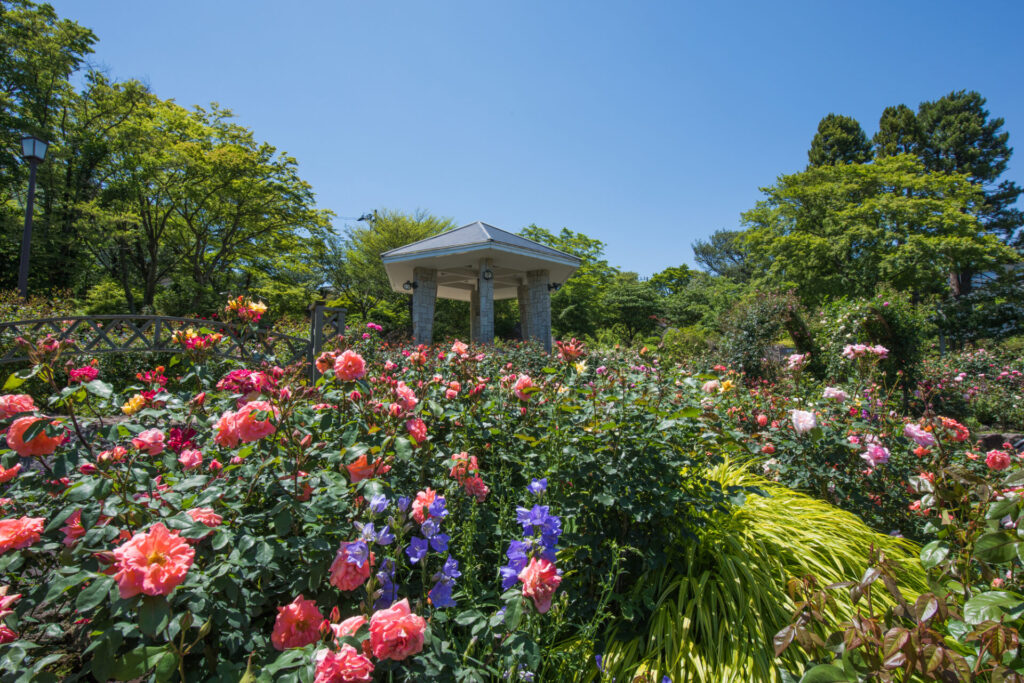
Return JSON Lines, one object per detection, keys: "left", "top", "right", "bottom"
{"left": 380, "top": 222, "right": 580, "bottom": 351}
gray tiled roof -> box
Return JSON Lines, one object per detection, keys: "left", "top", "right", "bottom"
{"left": 380, "top": 222, "right": 580, "bottom": 263}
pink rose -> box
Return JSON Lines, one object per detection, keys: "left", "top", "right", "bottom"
{"left": 131, "top": 429, "right": 165, "bottom": 455}
{"left": 111, "top": 523, "right": 194, "bottom": 598}
{"left": 234, "top": 401, "right": 278, "bottom": 443}
{"left": 903, "top": 424, "right": 936, "bottom": 448}
{"left": 329, "top": 542, "right": 374, "bottom": 591}
{"left": 271, "top": 594, "right": 324, "bottom": 651}
{"left": 405, "top": 418, "right": 427, "bottom": 444}
{"left": 0, "top": 394, "right": 36, "bottom": 419}
{"left": 518, "top": 556, "right": 562, "bottom": 613}
{"left": 178, "top": 449, "right": 203, "bottom": 470}
{"left": 368, "top": 598, "right": 426, "bottom": 661}
{"left": 334, "top": 350, "right": 367, "bottom": 382}
{"left": 987, "top": 449, "right": 1012, "bottom": 471}
{"left": 701, "top": 380, "right": 720, "bottom": 394}
{"left": 823, "top": 387, "right": 848, "bottom": 402}
{"left": 514, "top": 374, "right": 534, "bottom": 401}
{"left": 314, "top": 645, "right": 374, "bottom": 683}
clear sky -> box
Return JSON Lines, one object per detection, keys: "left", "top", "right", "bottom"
{"left": 48, "top": 0, "right": 1024, "bottom": 276}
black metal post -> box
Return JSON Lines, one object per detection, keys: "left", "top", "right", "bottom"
{"left": 18, "top": 159, "right": 39, "bottom": 299}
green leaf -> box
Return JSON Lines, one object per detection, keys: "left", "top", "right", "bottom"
{"left": 20, "top": 418, "right": 48, "bottom": 444}
{"left": 963, "top": 591, "right": 1024, "bottom": 625}
{"left": 274, "top": 508, "right": 293, "bottom": 537}
{"left": 920, "top": 541, "right": 950, "bottom": 570}
{"left": 76, "top": 576, "right": 114, "bottom": 612}
{"left": 974, "top": 531, "right": 1020, "bottom": 563}
{"left": 109, "top": 645, "right": 170, "bottom": 680}
{"left": 799, "top": 664, "right": 854, "bottom": 683}
{"left": 504, "top": 595, "right": 524, "bottom": 632}
{"left": 139, "top": 596, "right": 171, "bottom": 637}
{"left": 153, "top": 649, "right": 179, "bottom": 682}
{"left": 42, "top": 571, "right": 90, "bottom": 604}
{"left": 84, "top": 379, "right": 113, "bottom": 399}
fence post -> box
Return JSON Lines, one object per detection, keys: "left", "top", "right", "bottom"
{"left": 309, "top": 302, "right": 326, "bottom": 380}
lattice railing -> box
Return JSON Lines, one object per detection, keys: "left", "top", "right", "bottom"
{"left": 0, "top": 315, "right": 315, "bottom": 366}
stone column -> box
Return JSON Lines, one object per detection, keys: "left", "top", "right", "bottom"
{"left": 477, "top": 258, "right": 494, "bottom": 344}
{"left": 469, "top": 289, "right": 480, "bottom": 342}
{"left": 411, "top": 267, "right": 437, "bottom": 345}
{"left": 526, "top": 269, "right": 552, "bottom": 352}
{"left": 516, "top": 284, "right": 531, "bottom": 341}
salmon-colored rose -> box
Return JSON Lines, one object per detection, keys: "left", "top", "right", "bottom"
{"left": 411, "top": 488, "right": 437, "bottom": 524}
{"left": 987, "top": 449, "right": 1012, "bottom": 471}
{"left": 0, "top": 464, "right": 21, "bottom": 484}
{"left": 329, "top": 615, "right": 372, "bottom": 657}
{"left": 214, "top": 410, "right": 240, "bottom": 449}
{"left": 463, "top": 475, "right": 490, "bottom": 502}
{"left": 314, "top": 644, "right": 374, "bottom": 683}
{"left": 345, "top": 454, "right": 390, "bottom": 483}
{"left": 334, "top": 350, "right": 366, "bottom": 382}
{"left": 187, "top": 507, "right": 222, "bottom": 527}
{"left": 518, "top": 556, "right": 562, "bottom": 613}
{"left": 451, "top": 340, "right": 468, "bottom": 357}
{"left": 60, "top": 509, "right": 86, "bottom": 546}
{"left": 271, "top": 594, "right": 324, "bottom": 650}
{"left": 0, "top": 394, "right": 36, "bottom": 420}
{"left": 131, "top": 428, "right": 165, "bottom": 455}
{"left": 329, "top": 542, "right": 374, "bottom": 591}
{"left": 5, "top": 417, "right": 63, "bottom": 457}
{"left": 0, "top": 516, "right": 44, "bottom": 554}
{"left": 368, "top": 598, "right": 426, "bottom": 661}
{"left": 234, "top": 400, "right": 277, "bottom": 443}
{"left": 112, "top": 523, "right": 195, "bottom": 598}
{"left": 405, "top": 418, "right": 427, "bottom": 444}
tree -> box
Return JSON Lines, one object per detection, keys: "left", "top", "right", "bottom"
{"left": 81, "top": 99, "right": 331, "bottom": 312}
{"left": 743, "top": 154, "right": 1016, "bottom": 305}
{"left": 333, "top": 209, "right": 455, "bottom": 324}
{"left": 807, "top": 113, "right": 872, "bottom": 167}
{"left": 0, "top": 0, "right": 99, "bottom": 291}
{"left": 691, "top": 229, "right": 758, "bottom": 282}
{"left": 602, "top": 274, "right": 662, "bottom": 345}
{"left": 518, "top": 225, "right": 618, "bottom": 338}
{"left": 648, "top": 264, "right": 693, "bottom": 296}
{"left": 915, "top": 90, "right": 1023, "bottom": 255}
{"left": 873, "top": 104, "right": 920, "bottom": 158}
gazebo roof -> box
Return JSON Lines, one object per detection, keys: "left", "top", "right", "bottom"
{"left": 380, "top": 222, "right": 581, "bottom": 302}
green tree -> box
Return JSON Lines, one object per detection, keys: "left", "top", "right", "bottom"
{"left": 873, "top": 104, "right": 920, "bottom": 158}
{"left": 333, "top": 209, "right": 455, "bottom": 326}
{"left": 807, "top": 113, "right": 872, "bottom": 167}
{"left": 743, "top": 154, "right": 1016, "bottom": 305}
{"left": 0, "top": 0, "right": 99, "bottom": 291}
{"left": 648, "top": 264, "right": 693, "bottom": 296}
{"left": 691, "top": 229, "right": 758, "bottom": 282}
{"left": 518, "top": 225, "right": 618, "bottom": 338}
{"left": 602, "top": 274, "right": 662, "bottom": 345}
{"left": 915, "top": 90, "right": 1023, "bottom": 257}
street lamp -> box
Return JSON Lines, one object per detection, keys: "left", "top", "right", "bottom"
{"left": 18, "top": 135, "right": 48, "bottom": 299}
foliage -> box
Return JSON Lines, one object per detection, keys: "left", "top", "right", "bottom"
{"left": 807, "top": 113, "right": 872, "bottom": 167}
{"left": 600, "top": 275, "right": 662, "bottom": 345}
{"left": 718, "top": 289, "right": 809, "bottom": 381}
{"left": 596, "top": 461, "right": 927, "bottom": 682}
{"left": 916, "top": 347, "right": 1024, "bottom": 431}
{"left": 775, "top": 416, "right": 1024, "bottom": 682}
{"left": 810, "top": 292, "right": 931, "bottom": 393}
{"left": 690, "top": 229, "right": 759, "bottom": 283}
{"left": 743, "top": 154, "right": 1017, "bottom": 305}
{"left": 0, "top": 313, "right": 738, "bottom": 681}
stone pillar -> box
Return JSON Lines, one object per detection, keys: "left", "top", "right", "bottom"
{"left": 470, "top": 289, "right": 480, "bottom": 342}
{"left": 516, "top": 284, "right": 531, "bottom": 341}
{"left": 477, "top": 258, "right": 494, "bottom": 344}
{"left": 526, "top": 269, "right": 552, "bottom": 352}
{"left": 411, "top": 267, "right": 437, "bottom": 345}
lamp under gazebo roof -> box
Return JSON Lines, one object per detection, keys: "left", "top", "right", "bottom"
{"left": 381, "top": 221, "right": 580, "bottom": 350}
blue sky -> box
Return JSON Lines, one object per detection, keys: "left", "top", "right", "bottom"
{"left": 49, "top": 0, "right": 1024, "bottom": 276}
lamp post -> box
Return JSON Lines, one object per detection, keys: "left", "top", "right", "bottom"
{"left": 18, "top": 135, "right": 48, "bottom": 299}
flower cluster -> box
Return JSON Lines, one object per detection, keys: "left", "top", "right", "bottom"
{"left": 224, "top": 295, "right": 267, "bottom": 323}
{"left": 448, "top": 451, "right": 490, "bottom": 502}
{"left": 841, "top": 343, "right": 889, "bottom": 360}
{"left": 500, "top": 479, "right": 563, "bottom": 613}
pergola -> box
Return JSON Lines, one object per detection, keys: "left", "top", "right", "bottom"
{"left": 380, "top": 222, "right": 581, "bottom": 351}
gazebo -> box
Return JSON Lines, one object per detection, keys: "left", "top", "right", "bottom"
{"left": 380, "top": 222, "right": 581, "bottom": 351}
